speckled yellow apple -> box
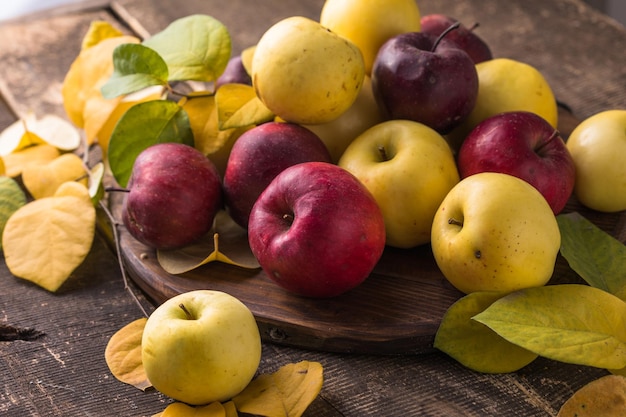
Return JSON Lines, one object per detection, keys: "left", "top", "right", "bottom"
{"left": 431, "top": 172, "right": 561, "bottom": 294}
{"left": 320, "top": 0, "right": 421, "bottom": 75}
{"left": 566, "top": 109, "right": 626, "bottom": 212}
{"left": 252, "top": 16, "right": 365, "bottom": 125}
{"left": 338, "top": 120, "right": 459, "bottom": 248}
{"left": 141, "top": 290, "right": 261, "bottom": 405}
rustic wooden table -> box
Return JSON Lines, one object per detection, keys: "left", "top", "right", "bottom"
{"left": 1, "top": 1, "right": 625, "bottom": 416}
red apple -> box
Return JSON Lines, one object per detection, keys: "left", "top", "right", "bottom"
{"left": 457, "top": 111, "right": 576, "bottom": 214}
{"left": 248, "top": 162, "right": 386, "bottom": 298}
{"left": 223, "top": 122, "right": 331, "bottom": 228}
{"left": 420, "top": 14, "right": 493, "bottom": 64}
{"left": 371, "top": 29, "right": 479, "bottom": 134}
{"left": 122, "top": 143, "right": 223, "bottom": 249}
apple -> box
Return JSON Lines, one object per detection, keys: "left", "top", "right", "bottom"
{"left": 122, "top": 143, "right": 222, "bottom": 250}
{"left": 457, "top": 111, "right": 576, "bottom": 214}
{"left": 142, "top": 290, "right": 262, "bottom": 405}
{"left": 371, "top": 28, "right": 479, "bottom": 134}
{"left": 566, "top": 109, "right": 626, "bottom": 212}
{"left": 319, "top": 0, "right": 421, "bottom": 75}
{"left": 215, "top": 54, "right": 251, "bottom": 90}
{"left": 338, "top": 119, "right": 459, "bottom": 248}
{"left": 248, "top": 162, "right": 386, "bottom": 298}
{"left": 252, "top": 16, "right": 365, "bottom": 125}
{"left": 420, "top": 14, "right": 492, "bottom": 64}
{"left": 431, "top": 172, "right": 561, "bottom": 294}
{"left": 223, "top": 121, "right": 332, "bottom": 228}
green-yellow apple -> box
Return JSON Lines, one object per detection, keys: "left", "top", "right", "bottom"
{"left": 142, "top": 290, "right": 262, "bottom": 405}
{"left": 566, "top": 109, "right": 626, "bottom": 212}
{"left": 320, "top": 0, "right": 421, "bottom": 75}
{"left": 251, "top": 16, "right": 365, "bottom": 125}
{"left": 338, "top": 120, "right": 459, "bottom": 248}
{"left": 431, "top": 172, "right": 561, "bottom": 294}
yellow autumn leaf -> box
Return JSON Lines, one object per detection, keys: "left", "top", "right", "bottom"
{"left": 88, "top": 162, "right": 105, "bottom": 204}
{"left": 1, "top": 144, "right": 60, "bottom": 178}
{"left": 21, "top": 153, "right": 88, "bottom": 199}
{"left": 215, "top": 83, "right": 274, "bottom": 130}
{"left": 0, "top": 156, "right": 5, "bottom": 175}
{"left": 240, "top": 45, "right": 255, "bottom": 75}
{"left": 0, "top": 116, "right": 42, "bottom": 156}
{"left": 157, "top": 211, "right": 260, "bottom": 274}
{"left": 557, "top": 375, "right": 626, "bottom": 417}
{"left": 2, "top": 181, "right": 96, "bottom": 292}
{"left": 104, "top": 318, "right": 152, "bottom": 391}
{"left": 232, "top": 361, "right": 324, "bottom": 417}
{"left": 0, "top": 113, "right": 81, "bottom": 155}
{"left": 81, "top": 20, "right": 124, "bottom": 50}
{"left": 160, "top": 401, "right": 237, "bottom": 417}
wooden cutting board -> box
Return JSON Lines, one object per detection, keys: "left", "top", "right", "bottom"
{"left": 106, "top": 107, "right": 626, "bottom": 355}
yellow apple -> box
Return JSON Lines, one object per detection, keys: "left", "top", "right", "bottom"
{"left": 251, "top": 16, "right": 365, "bottom": 125}
{"left": 566, "top": 109, "right": 626, "bottom": 212}
{"left": 142, "top": 290, "right": 262, "bottom": 405}
{"left": 304, "top": 75, "right": 383, "bottom": 163}
{"left": 431, "top": 172, "right": 561, "bottom": 294}
{"left": 320, "top": 0, "right": 421, "bottom": 75}
{"left": 338, "top": 120, "right": 459, "bottom": 248}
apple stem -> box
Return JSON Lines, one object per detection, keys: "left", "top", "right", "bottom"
{"left": 377, "top": 145, "right": 389, "bottom": 162}
{"left": 448, "top": 217, "right": 463, "bottom": 227}
{"left": 104, "top": 187, "right": 130, "bottom": 193}
{"left": 535, "top": 129, "right": 561, "bottom": 153}
{"left": 432, "top": 22, "right": 461, "bottom": 52}
{"left": 179, "top": 303, "right": 193, "bottom": 320}
{"left": 468, "top": 22, "right": 480, "bottom": 33}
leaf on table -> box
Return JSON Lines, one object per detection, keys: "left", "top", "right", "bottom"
{"left": 557, "top": 374, "right": 626, "bottom": 417}
{"left": 104, "top": 317, "right": 151, "bottom": 391}
{"left": 434, "top": 291, "right": 538, "bottom": 373}
{"left": 81, "top": 20, "right": 124, "bottom": 50}
{"left": 143, "top": 14, "right": 231, "bottom": 82}
{"left": 21, "top": 153, "right": 88, "bottom": 199}
{"left": 215, "top": 83, "right": 274, "bottom": 130}
{"left": 0, "top": 156, "right": 5, "bottom": 175}
{"left": 232, "top": 361, "right": 324, "bottom": 417}
{"left": 0, "top": 113, "right": 81, "bottom": 156}
{"left": 0, "top": 115, "right": 44, "bottom": 156}
{"left": 1, "top": 144, "right": 60, "bottom": 178}
{"left": 88, "top": 162, "right": 105, "bottom": 204}
{"left": 2, "top": 181, "right": 96, "bottom": 292}
{"left": 157, "top": 211, "right": 260, "bottom": 274}
{"left": 159, "top": 401, "right": 237, "bottom": 417}
{"left": 557, "top": 212, "right": 626, "bottom": 301}
{"left": 240, "top": 45, "right": 255, "bottom": 76}
{"left": 107, "top": 100, "right": 194, "bottom": 188}
{"left": 473, "top": 284, "right": 626, "bottom": 370}
{"left": 0, "top": 176, "right": 27, "bottom": 251}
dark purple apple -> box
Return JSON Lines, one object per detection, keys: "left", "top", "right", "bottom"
{"left": 122, "top": 143, "right": 223, "bottom": 250}
{"left": 223, "top": 122, "right": 331, "bottom": 228}
{"left": 371, "top": 28, "right": 479, "bottom": 134}
{"left": 248, "top": 162, "right": 386, "bottom": 298}
{"left": 457, "top": 111, "right": 576, "bottom": 214}
{"left": 420, "top": 14, "right": 493, "bottom": 64}
{"left": 215, "top": 55, "right": 252, "bottom": 90}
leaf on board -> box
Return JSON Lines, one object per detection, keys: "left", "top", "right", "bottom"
{"left": 0, "top": 113, "right": 81, "bottom": 155}
{"left": 434, "top": 291, "right": 538, "bottom": 373}
{"left": 81, "top": 20, "right": 124, "bottom": 50}
{"left": 0, "top": 156, "right": 5, "bottom": 175}
{"left": 160, "top": 401, "right": 237, "bottom": 417}
{"left": 557, "top": 212, "right": 626, "bottom": 301}
{"left": 240, "top": 45, "right": 255, "bottom": 76}
{"left": 215, "top": 83, "right": 274, "bottom": 130}
{"left": 157, "top": 211, "right": 260, "bottom": 274}
{"left": 101, "top": 43, "right": 170, "bottom": 99}
{"left": 473, "top": 284, "right": 626, "bottom": 370}
{"left": 88, "top": 162, "right": 105, "bottom": 204}
{"left": 2, "top": 181, "right": 96, "bottom": 292}
{"left": 232, "top": 361, "right": 324, "bottom": 417}
{"left": 104, "top": 317, "right": 151, "bottom": 391}
{"left": 0, "top": 115, "right": 43, "bottom": 156}
{"left": 557, "top": 375, "right": 626, "bottom": 417}
{"left": 1, "top": 144, "right": 60, "bottom": 178}
{"left": 143, "top": 14, "right": 231, "bottom": 82}
{"left": 107, "top": 100, "right": 193, "bottom": 188}
{"left": 0, "top": 176, "right": 27, "bottom": 251}
{"left": 21, "top": 153, "right": 88, "bottom": 199}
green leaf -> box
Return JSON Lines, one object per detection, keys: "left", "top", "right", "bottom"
{"left": 108, "top": 100, "right": 193, "bottom": 188}
{"left": 434, "top": 291, "right": 538, "bottom": 373}
{"left": 473, "top": 284, "right": 626, "bottom": 370}
{"left": 142, "top": 14, "right": 231, "bottom": 82}
{"left": 0, "top": 176, "right": 27, "bottom": 251}
{"left": 101, "top": 43, "right": 169, "bottom": 99}
{"left": 215, "top": 83, "right": 275, "bottom": 129}
{"left": 557, "top": 212, "right": 626, "bottom": 301}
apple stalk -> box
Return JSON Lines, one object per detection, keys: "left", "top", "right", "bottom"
{"left": 431, "top": 22, "right": 461, "bottom": 52}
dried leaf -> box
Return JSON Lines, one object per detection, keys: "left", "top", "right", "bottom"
{"left": 157, "top": 211, "right": 260, "bottom": 274}
{"left": 0, "top": 176, "right": 27, "bottom": 251}
{"left": 215, "top": 83, "right": 274, "bottom": 130}
{"left": 0, "top": 115, "right": 43, "bottom": 156}
{"left": 232, "top": 361, "right": 323, "bottom": 417}
{"left": 81, "top": 20, "right": 124, "bottom": 50}
{"left": 557, "top": 212, "right": 626, "bottom": 301}
{"left": 21, "top": 153, "right": 88, "bottom": 199}
{"left": 1, "top": 144, "right": 60, "bottom": 178}
{"left": 88, "top": 162, "right": 105, "bottom": 204}
{"left": 473, "top": 284, "right": 626, "bottom": 370}
{"left": 160, "top": 401, "right": 237, "bottom": 417}
{"left": 0, "top": 157, "right": 5, "bottom": 175}
{"left": 2, "top": 181, "right": 96, "bottom": 292}
{"left": 0, "top": 113, "right": 81, "bottom": 156}
{"left": 240, "top": 45, "right": 255, "bottom": 76}
{"left": 104, "top": 318, "right": 151, "bottom": 391}
{"left": 434, "top": 291, "right": 538, "bottom": 373}
{"left": 557, "top": 375, "right": 626, "bottom": 417}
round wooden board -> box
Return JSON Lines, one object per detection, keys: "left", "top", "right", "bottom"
{"left": 106, "top": 108, "right": 626, "bottom": 355}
